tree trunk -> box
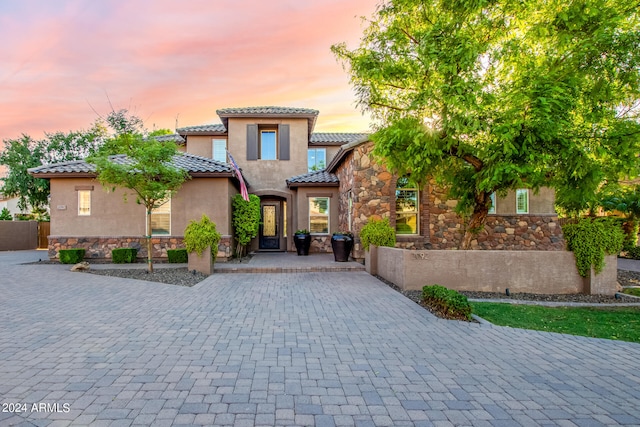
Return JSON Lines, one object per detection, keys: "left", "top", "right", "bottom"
{"left": 461, "top": 191, "right": 490, "bottom": 250}
{"left": 146, "top": 209, "right": 154, "bottom": 273}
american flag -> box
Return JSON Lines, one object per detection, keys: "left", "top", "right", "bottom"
{"left": 226, "top": 150, "right": 249, "bottom": 201}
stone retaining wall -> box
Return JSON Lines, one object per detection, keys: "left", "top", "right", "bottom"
{"left": 366, "top": 245, "right": 618, "bottom": 295}
{"left": 48, "top": 235, "right": 233, "bottom": 262}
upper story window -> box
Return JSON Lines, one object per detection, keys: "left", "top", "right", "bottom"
{"left": 516, "top": 189, "right": 529, "bottom": 214}
{"left": 309, "top": 197, "right": 329, "bottom": 234}
{"left": 308, "top": 148, "right": 326, "bottom": 171}
{"left": 149, "top": 198, "right": 171, "bottom": 235}
{"left": 246, "top": 124, "right": 290, "bottom": 161}
{"left": 212, "top": 139, "right": 227, "bottom": 162}
{"left": 260, "top": 129, "right": 277, "bottom": 160}
{"left": 395, "top": 177, "right": 418, "bottom": 234}
{"left": 78, "top": 190, "right": 91, "bottom": 216}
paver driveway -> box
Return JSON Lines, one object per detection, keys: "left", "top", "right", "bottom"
{"left": 1, "top": 251, "right": 639, "bottom": 426}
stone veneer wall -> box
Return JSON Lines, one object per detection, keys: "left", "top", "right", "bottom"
{"left": 428, "top": 184, "right": 565, "bottom": 250}
{"left": 309, "top": 236, "right": 332, "bottom": 253}
{"left": 48, "top": 235, "right": 233, "bottom": 261}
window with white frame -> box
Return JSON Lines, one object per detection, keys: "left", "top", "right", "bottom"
{"left": 212, "top": 139, "right": 227, "bottom": 162}
{"left": 308, "top": 148, "right": 326, "bottom": 171}
{"left": 309, "top": 197, "right": 329, "bottom": 234}
{"left": 347, "top": 190, "right": 353, "bottom": 232}
{"left": 516, "top": 189, "right": 529, "bottom": 214}
{"left": 78, "top": 190, "right": 91, "bottom": 216}
{"left": 395, "top": 177, "right": 419, "bottom": 234}
{"left": 260, "top": 129, "right": 277, "bottom": 160}
{"left": 488, "top": 192, "right": 496, "bottom": 214}
{"left": 149, "top": 198, "right": 171, "bottom": 235}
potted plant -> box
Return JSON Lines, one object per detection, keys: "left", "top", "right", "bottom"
{"left": 184, "top": 214, "right": 221, "bottom": 275}
{"left": 293, "top": 229, "right": 311, "bottom": 256}
{"left": 331, "top": 231, "right": 354, "bottom": 262}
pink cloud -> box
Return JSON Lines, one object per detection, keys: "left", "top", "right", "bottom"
{"left": 0, "top": 0, "right": 375, "bottom": 145}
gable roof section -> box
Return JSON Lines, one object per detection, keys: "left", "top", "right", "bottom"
{"left": 286, "top": 169, "right": 339, "bottom": 188}
{"left": 154, "top": 133, "right": 185, "bottom": 144}
{"left": 326, "top": 135, "right": 371, "bottom": 173}
{"left": 28, "top": 153, "right": 235, "bottom": 179}
{"left": 310, "top": 132, "right": 369, "bottom": 146}
{"left": 176, "top": 124, "right": 227, "bottom": 136}
{"left": 217, "top": 106, "right": 319, "bottom": 136}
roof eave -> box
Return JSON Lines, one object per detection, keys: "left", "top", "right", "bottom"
{"left": 326, "top": 135, "right": 371, "bottom": 173}
{"left": 29, "top": 172, "right": 97, "bottom": 179}
{"left": 287, "top": 181, "right": 339, "bottom": 189}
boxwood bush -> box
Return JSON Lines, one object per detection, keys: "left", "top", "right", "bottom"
{"left": 167, "top": 249, "right": 188, "bottom": 263}
{"left": 112, "top": 248, "right": 137, "bottom": 264}
{"left": 422, "top": 284, "right": 472, "bottom": 320}
{"left": 59, "top": 249, "right": 85, "bottom": 264}
{"left": 360, "top": 218, "right": 396, "bottom": 250}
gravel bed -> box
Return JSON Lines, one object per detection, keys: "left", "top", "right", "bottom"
{"left": 87, "top": 267, "right": 208, "bottom": 287}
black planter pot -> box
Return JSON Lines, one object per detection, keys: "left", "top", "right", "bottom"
{"left": 331, "top": 234, "right": 354, "bottom": 262}
{"left": 293, "top": 234, "right": 311, "bottom": 256}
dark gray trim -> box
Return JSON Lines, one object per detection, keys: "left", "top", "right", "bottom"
{"left": 247, "top": 124, "right": 258, "bottom": 160}
{"left": 278, "top": 124, "right": 290, "bottom": 160}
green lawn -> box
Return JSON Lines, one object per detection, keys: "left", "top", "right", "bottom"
{"left": 623, "top": 287, "right": 640, "bottom": 297}
{"left": 471, "top": 302, "right": 640, "bottom": 343}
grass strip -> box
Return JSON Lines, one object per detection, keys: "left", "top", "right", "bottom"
{"left": 471, "top": 302, "right": 640, "bottom": 343}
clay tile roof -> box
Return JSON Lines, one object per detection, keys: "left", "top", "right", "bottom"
{"left": 28, "top": 153, "right": 233, "bottom": 177}
{"left": 217, "top": 106, "right": 319, "bottom": 116}
{"left": 286, "top": 169, "right": 339, "bottom": 188}
{"left": 176, "top": 124, "right": 227, "bottom": 134}
{"left": 216, "top": 106, "right": 319, "bottom": 135}
{"left": 310, "top": 132, "right": 369, "bottom": 145}
{"left": 154, "top": 133, "right": 186, "bottom": 143}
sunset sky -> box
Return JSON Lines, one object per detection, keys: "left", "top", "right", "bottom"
{"left": 0, "top": 0, "right": 377, "bottom": 144}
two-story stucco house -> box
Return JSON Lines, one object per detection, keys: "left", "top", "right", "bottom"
{"left": 29, "top": 106, "right": 564, "bottom": 262}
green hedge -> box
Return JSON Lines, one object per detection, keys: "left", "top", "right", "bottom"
{"left": 167, "top": 249, "right": 188, "bottom": 263}
{"left": 59, "top": 249, "right": 85, "bottom": 264}
{"left": 563, "top": 218, "right": 624, "bottom": 276}
{"left": 112, "top": 248, "right": 137, "bottom": 264}
{"left": 422, "top": 285, "right": 472, "bottom": 320}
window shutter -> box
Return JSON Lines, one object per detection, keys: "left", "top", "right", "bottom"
{"left": 278, "top": 124, "right": 290, "bottom": 160}
{"left": 246, "top": 125, "right": 258, "bottom": 160}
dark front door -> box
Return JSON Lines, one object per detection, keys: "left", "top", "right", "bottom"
{"left": 259, "top": 203, "right": 280, "bottom": 250}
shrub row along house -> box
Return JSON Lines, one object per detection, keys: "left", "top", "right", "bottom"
{"left": 29, "top": 106, "right": 563, "bottom": 261}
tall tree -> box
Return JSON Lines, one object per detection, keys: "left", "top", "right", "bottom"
{"left": 88, "top": 131, "right": 189, "bottom": 273}
{"left": 333, "top": 0, "right": 640, "bottom": 248}
{"left": 0, "top": 135, "right": 48, "bottom": 211}
{"left": 1, "top": 122, "right": 108, "bottom": 212}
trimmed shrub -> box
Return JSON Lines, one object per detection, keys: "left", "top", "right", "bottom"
{"left": 167, "top": 249, "right": 188, "bottom": 263}
{"left": 563, "top": 218, "right": 624, "bottom": 276}
{"left": 360, "top": 217, "right": 396, "bottom": 251}
{"left": 422, "top": 284, "right": 472, "bottom": 320}
{"left": 184, "top": 214, "right": 222, "bottom": 261}
{"left": 59, "top": 249, "right": 85, "bottom": 264}
{"left": 112, "top": 248, "right": 137, "bottom": 264}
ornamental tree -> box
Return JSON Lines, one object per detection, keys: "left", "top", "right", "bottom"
{"left": 333, "top": 0, "right": 640, "bottom": 248}
{"left": 232, "top": 194, "right": 261, "bottom": 257}
{"left": 88, "top": 132, "right": 189, "bottom": 273}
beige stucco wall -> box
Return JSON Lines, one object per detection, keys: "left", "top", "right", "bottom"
{"left": 294, "top": 187, "right": 339, "bottom": 235}
{"left": 184, "top": 135, "right": 220, "bottom": 159}
{"left": 495, "top": 187, "right": 556, "bottom": 215}
{"left": 50, "top": 177, "right": 234, "bottom": 237}
{"left": 369, "top": 246, "right": 618, "bottom": 295}
{"left": 226, "top": 118, "right": 309, "bottom": 193}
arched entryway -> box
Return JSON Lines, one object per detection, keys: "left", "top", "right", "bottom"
{"left": 254, "top": 191, "right": 291, "bottom": 252}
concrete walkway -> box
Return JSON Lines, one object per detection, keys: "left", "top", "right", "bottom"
{"left": 1, "top": 250, "right": 639, "bottom": 426}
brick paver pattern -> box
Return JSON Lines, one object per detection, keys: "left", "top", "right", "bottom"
{"left": 1, "top": 251, "right": 639, "bottom": 426}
